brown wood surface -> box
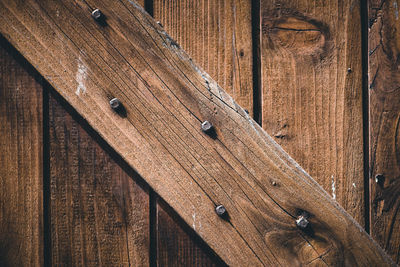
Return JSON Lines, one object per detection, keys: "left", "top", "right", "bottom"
{"left": 0, "top": 37, "right": 43, "bottom": 266}
{"left": 49, "top": 93, "right": 150, "bottom": 266}
{"left": 369, "top": 0, "right": 400, "bottom": 263}
{"left": 260, "top": 0, "right": 365, "bottom": 226}
{"left": 0, "top": 0, "right": 395, "bottom": 265}
{"left": 156, "top": 199, "right": 225, "bottom": 266}
{"left": 153, "top": 0, "right": 254, "bottom": 116}
{"left": 152, "top": 1, "right": 254, "bottom": 263}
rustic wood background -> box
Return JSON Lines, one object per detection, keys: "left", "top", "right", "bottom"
{"left": 0, "top": 0, "right": 398, "bottom": 265}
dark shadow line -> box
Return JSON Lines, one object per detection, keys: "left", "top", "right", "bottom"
{"left": 144, "top": 0, "right": 154, "bottom": 17}
{"left": 149, "top": 190, "right": 157, "bottom": 267}
{"left": 251, "top": 0, "right": 262, "bottom": 125}
{"left": 42, "top": 84, "right": 52, "bottom": 267}
{"left": 360, "top": 0, "right": 370, "bottom": 234}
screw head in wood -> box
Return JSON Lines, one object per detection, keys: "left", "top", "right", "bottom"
{"left": 110, "top": 98, "right": 122, "bottom": 111}
{"left": 375, "top": 174, "right": 385, "bottom": 187}
{"left": 201, "top": 120, "right": 213, "bottom": 133}
{"left": 215, "top": 205, "right": 227, "bottom": 217}
{"left": 347, "top": 68, "right": 352, "bottom": 73}
{"left": 296, "top": 215, "right": 309, "bottom": 229}
{"left": 91, "top": 9, "right": 103, "bottom": 21}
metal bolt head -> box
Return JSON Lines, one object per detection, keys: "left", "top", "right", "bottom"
{"left": 201, "top": 120, "right": 213, "bottom": 133}
{"left": 271, "top": 181, "right": 277, "bottom": 186}
{"left": 375, "top": 174, "right": 385, "bottom": 187}
{"left": 156, "top": 21, "right": 163, "bottom": 27}
{"left": 347, "top": 68, "right": 352, "bottom": 73}
{"left": 110, "top": 98, "right": 121, "bottom": 111}
{"left": 215, "top": 205, "right": 227, "bottom": 217}
{"left": 296, "top": 215, "right": 309, "bottom": 229}
{"left": 91, "top": 9, "right": 103, "bottom": 21}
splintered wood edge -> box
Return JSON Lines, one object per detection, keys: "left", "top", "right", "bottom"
{"left": 0, "top": 0, "right": 394, "bottom": 266}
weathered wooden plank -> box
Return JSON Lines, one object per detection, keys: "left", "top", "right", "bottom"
{"left": 0, "top": 37, "right": 43, "bottom": 266}
{"left": 49, "top": 93, "right": 150, "bottom": 266}
{"left": 153, "top": 0, "right": 254, "bottom": 116}
{"left": 260, "top": 0, "right": 365, "bottom": 226}
{"left": 369, "top": 0, "right": 400, "bottom": 263}
{"left": 0, "top": 0, "right": 394, "bottom": 265}
{"left": 156, "top": 199, "right": 225, "bottom": 266}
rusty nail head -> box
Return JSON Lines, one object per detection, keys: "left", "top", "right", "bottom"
{"left": 91, "top": 9, "right": 103, "bottom": 21}
{"left": 110, "top": 98, "right": 121, "bottom": 110}
{"left": 296, "top": 215, "right": 309, "bottom": 229}
{"left": 201, "top": 120, "right": 213, "bottom": 133}
{"left": 215, "top": 205, "right": 227, "bottom": 217}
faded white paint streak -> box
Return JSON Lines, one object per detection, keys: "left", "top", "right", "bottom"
{"left": 75, "top": 57, "right": 87, "bottom": 96}
{"left": 331, "top": 175, "right": 336, "bottom": 200}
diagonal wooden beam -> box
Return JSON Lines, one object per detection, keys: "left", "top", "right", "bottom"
{"left": 0, "top": 0, "right": 395, "bottom": 265}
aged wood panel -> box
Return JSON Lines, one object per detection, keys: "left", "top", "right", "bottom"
{"left": 153, "top": 0, "right": 254, "bottom": 116}
{"left": 49, "top": 93, "right": 150, "bottom": 266}
{"left": 0, "top": 0, "right": 394, "bottom": 265}
{"left": 260, "top": 0, "right": 365, "bottom": 226}
{"left": 0, "top": 37, "right": 43, "bottom": 266}
{"left": 156, "top": 199, "right": 225, "bottom": 266}
{"left": 369, "top": 0, "right": 400, "bottom": 263}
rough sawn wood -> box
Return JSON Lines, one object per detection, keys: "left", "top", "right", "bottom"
{"left": 0, "top": 0, "right": 395, "bottom": 265}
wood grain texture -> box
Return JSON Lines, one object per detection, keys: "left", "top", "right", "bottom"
{"left": 0, "top": 38, "right": 43, "bottom": 267}
{"left": 152, "top": 1, "right": 254, "bottom": 262}
{"left": 260, "top": 0, "right": 365, "bottom": 226}
{"left": 153, "top": 0, "right": 254, "bottom": 116}
{"left": 156, "top": 199, "right": 225, "bottom": 266}
{"left": 0, "top": 0, "right": 394, "bottom": 265}
{"left": 369, "top": 0, "right": 400, "bottom": 263}
{"left": 49, "top": 93, "right": 150, "bottom": 266}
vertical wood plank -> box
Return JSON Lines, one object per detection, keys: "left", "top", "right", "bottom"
{"left": 369, "top": 0, "right": 400, "bottom": 263}
{"left": 260, "top": 0, "right": 365, "bottom": 225}
{"left": 0, "top": 38, "right": 43, "bottom": 267}
{"left": 153, "top": 0, "right": 254, "bottom": 116}
{"left": 49, "top": 93, "right": 150, "bottom": 266}
{"left": 156, "top": 200, "right": 226, "bottom": 267}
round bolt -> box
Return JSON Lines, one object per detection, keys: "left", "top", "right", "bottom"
{"left": 347, "top": 68, "right": 352, "bottom": 73}
{"left": 215, "top": 205, "right": 227, "bottom": 217}
{"left": 296, "top": 215, "right": 309, "bottom": 229}
{"left": 110, "top": 98, "right": 121, "bottom": 111}
{"left": 375, "top": 174, "right": 385, "bottom": 187}
{"left": 272, "top": 181, "right": 277, "bottom": 186}
{"left": 91, "top": 9, "right": 103, "bottom": 21}
{"left": 156, "top": 21, "right": 163, "bottom": 27}
{"left": 201, "top": 120, "right": 214, "bottom": 133}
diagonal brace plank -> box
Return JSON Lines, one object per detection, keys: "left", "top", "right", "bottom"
{"left": 0, "top": 0, "right": 395, "bottom": 265}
